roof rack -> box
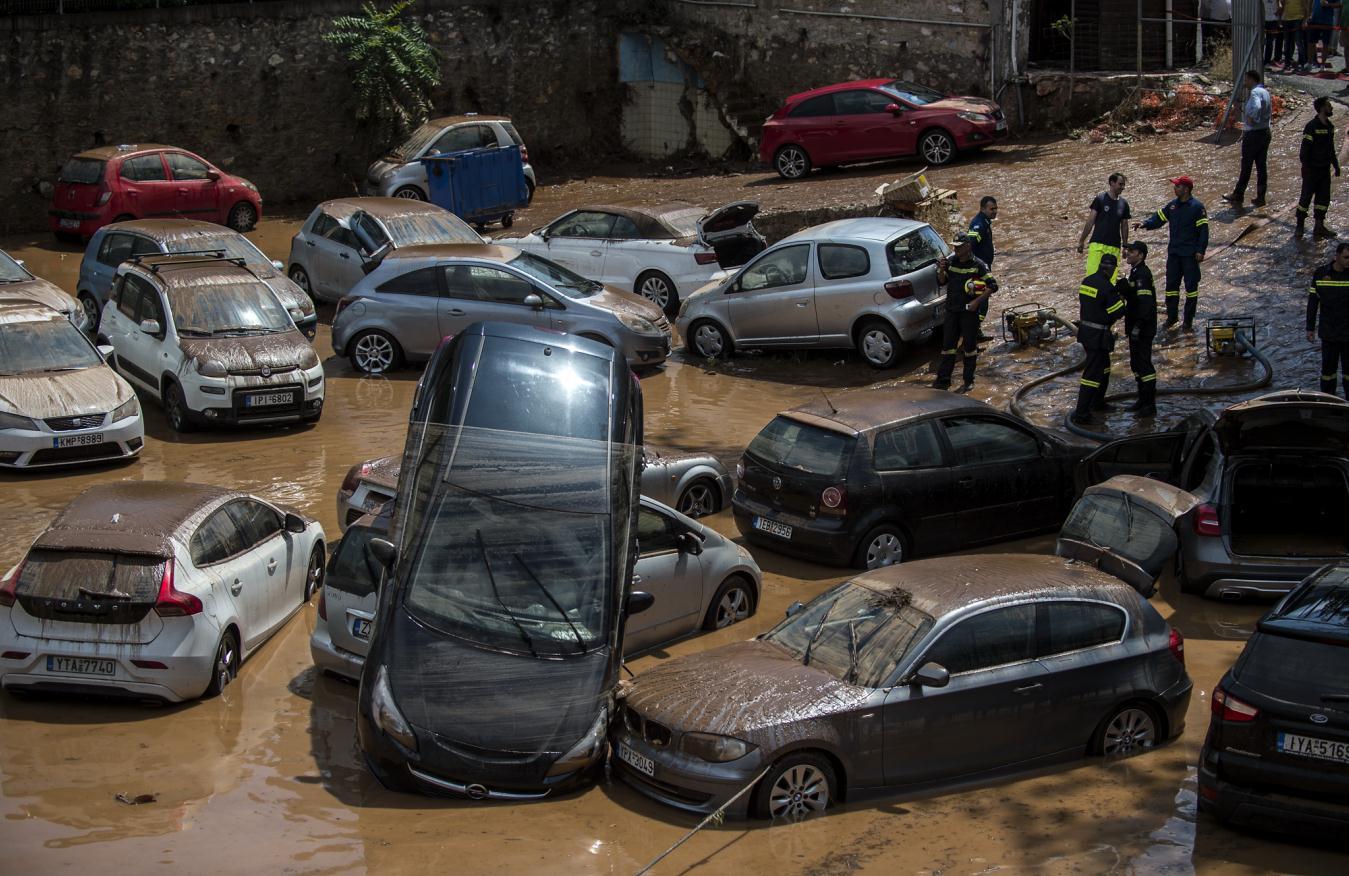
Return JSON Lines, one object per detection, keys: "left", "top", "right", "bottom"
{"left": 129, "top": 251, "right": 247, "bottom": 272}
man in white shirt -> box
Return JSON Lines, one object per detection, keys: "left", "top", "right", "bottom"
{"left": 1265, "top": 0, "right": 1282, "bottom": 63}
{"left": 1222, "top": 71, "right": 1273, "bottom": 208}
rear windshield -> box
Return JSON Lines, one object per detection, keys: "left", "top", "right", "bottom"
{"left": 746, "top": 415, "right": 855, "bottom": 477}
{"left": 0, "top": 318, "right": 102, "bottom": 375}
{"left": 380, "top": 212, "right": 480, "bottom": 247}
{"left": 660, "top": 208, "right": 704, "bottom": 237}
{"left": 58, "top": 158, "right": 105, "bottom": 185}
{"left": 1237, "top": 632, "right": 1349, "bottom": 703}
{"left": 327, "top": 525, "right": 384, "bottom": 599}
{"left": 881, "top": 80, "right": 945, "bottom": 106}
{"left": 1263, "top": 569, "right": 1349, "bottom": 643}
{"left": 0, "top": 250, "right": 33, "bottom": 283}
{"left": 500, "top": 122, "right": 523, "bottom": 146}
{"left": 1059, "top": 492, "right": 1176, "bottom": 569}
{"left": 17, "top": 549, "right": 165, "bottom": 601}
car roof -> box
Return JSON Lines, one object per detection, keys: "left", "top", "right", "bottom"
{"left": 785, "top": 78, "right": 894, "bottom": 104}
{"left": 31, "top": 481, "right": 244, "bottom": 558}
{"left": 850, "top": 554, "right": 1140, "bottom": 620}
{"left": 104, "top": 218, "right": 233, "bottom": 241}
{"left": 385, "top": 243, "right": 521, "bottom": 262}
{"left": 70, "top": 144, "right": 177, "bottom": 161}
{"left": 780, "top": 216, "right": 928, "bottom": 244}
{"left": 780, "top": 385, "right": 993, "bottom": 436}
{"left": 567, "top": 203, "right": 700, "bottom": 237}
{"left": 124, "top": 253, "right": 260, "bottom": 287}
{"left": 0, "top": 299, "right": 66, "bottom": 325}
{"left": 428, "top": 114, "right": 510, "bottom": 127}
{"left": 318, "top": 197, "right": 451, "bottom": 222}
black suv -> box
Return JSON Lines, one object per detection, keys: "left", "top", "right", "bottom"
{"left": 732, "top": 387, "right": 1082, "bottom": 569}
{"left": 1199, "top": 564, "right": 1349, "bottom": 835}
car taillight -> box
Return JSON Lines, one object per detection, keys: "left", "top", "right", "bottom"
{"left": 694, "top": 251, "right": 720, "bottom": 265}
{"left": 1194, "top": 503, "right": 1221, "bottom": 537}
{"left": 341, "top": 461, "right": 370, "bottom": 494}
{"left": 97, "top": 187, "right": 112, "bottom": 206}
{"left": 153, "top": 560, "right": 202, "bottom": 617}
{"left": 1212, "top": 686, "right": 1259, "bottom": 722}
{"left": 0, "top": 560, "right": 22, "bottom": 607}
{"left": 820, "top": 486, "right": 847, "bottom": 514}
{"left": 317, "top": 589, "right": 327, "bottom": 621}
{"left": 736, "top": 460, "right": 745, "bottom": 480}
{"left": 884, "top": 280, "right": 914, "bottom": 299}
{"left": 520, "top": 145, "right": 529, "bottom": 163}
{"left": 335, "top": 296, "right": 357, "bottom": 320}
{"left": 1168, "top": 627, "right": 1185, "bottom": 665}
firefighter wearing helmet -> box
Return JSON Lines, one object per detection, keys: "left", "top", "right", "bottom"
{"left": 933, "top": 233, "right": 998, "bottom": 392}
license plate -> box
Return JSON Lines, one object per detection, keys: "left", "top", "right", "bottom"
{"left": 351, "top": 617, "right": 371, "bottom": 640}
{"left": 618, "top": 742, "right": 655, "bottom": 777}
{"left": 59, "top": 218, "right": 80, "bottom": 230}
{"left": 244, "top": 391, "right": 294, "bottom": 408}
{"left": 46, "top": 655, "right": 116, "bottom": 676}
{"left": 53, "top": 432, "right": 103, "bottom": 448}
{"left": 753, "top": 516, "right": 793, "bottom": 540}
{"left": 1278, "top": 732, "right": 1349, "bottom": 764}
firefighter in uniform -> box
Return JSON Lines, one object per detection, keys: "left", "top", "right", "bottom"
{"left": 1118, "top": 241, "right": 1158, "bottom": 417}
{"left": 1296, "top": 96, "right": 1341, "bottom": 239}
{"left": 932, "top": 233, "right": 998, "bottom": 392}
{"left": 1307, "top": 242, "right": 1349, "bottom": 397}
{"left": 967, "top": 196, "right": 998, "bottom": 338}
{"left": 1139, "top": 175, "right": 1209, "bottom": 332}
{"left": 1072, "top": 252, "right": 1126, "bottom": 425}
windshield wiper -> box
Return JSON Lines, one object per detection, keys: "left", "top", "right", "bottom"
{"left": 475, "top": 530, "right": 539, "bottom": 658}
{"left": 845, "top": 621, "right": 860, "bottom": 684}
{"left": 176, "top": 326, "right": 213, "bottom": 337}
{"left": 212, "top": 325, "right": 276, "bottom": 336}
{"left": 802, "top": 596, "right": 841, "bottom": 667}
{"left": 513, "top": 554, "right": 586, "bottom": 653}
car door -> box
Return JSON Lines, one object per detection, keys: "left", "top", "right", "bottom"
{"left": 599, "top": 213, "right": 647, "bottom": 290}
{"left": 190, "top": 507, "right": 268, "bottom": 650}
{"left": 224, "top": 499, "right": 295, "bottom": 636}
{"left": 538, "top": 210, "right": 615, "bottom": 275}
{"left": 831, "top": 89, "right": 916, "bottom": 161}
{"left": 939, "top": 415, "right": 1063, "bottom": 543}
{"left": 786, "top": 93, "right": 843, "bottom": 164}
{"left": 165, "top": 152, "right": 219, "bottom": 219}
{"left": 440, "top": 263, "right": 552, "bottom": 336}
{"left": 871, "top": 420, "right": 956, "bottom": 553}
{"left": 1031, "top": 600, "right": 1133, "bottom": 756}
{"left": 624, "top": 504, "right": 704, "bottom": 654}
{"left": 112, "top": 275, "right": 164, "bottom": 392}
{"left": 813, "top": 241, "right": 875, "bottom": 344}
{"left": 324, "top": 523, "right": 383, "bottom": 659}
{"left": 367, "top": 265, "right": 445, "bottom": 358}
{"left": 116, "top": 153, "right": 175, "bottom": 218}
{"left": 311, "top": 214, "right": 366, "bottom": 298}
{"left": 882, "top": 603, "right": 1047, "bottom": 785}
{"left": 1076, "top": 422, "right": 1203, "bottom": 492}
{"left": 726, "top": 243, "right": 816, "bottom": 344}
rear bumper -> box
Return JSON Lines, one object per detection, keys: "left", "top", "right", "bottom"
{"left": 1183, "top": 537, "right": 1323, "bottom": 599}
{"left": 0, "top": 632, "right": 218, "bottom": 703}
{"left": 310, "top": 623, "right": 364, "bottom": 682}
{"left": 1198, "top": 762, "right": 1349, "bottom": 834}
{"left": 732, "top": 491, "right": 856, "bottom": 566}
{"left": 48, "top": 210, "right": 109, "bottom": 237}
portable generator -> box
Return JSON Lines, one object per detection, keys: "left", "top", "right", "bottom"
{"left": 1205, "top": 316, "right": 1257, "bottom": 357}
{"left": 1002, "top": 302, "right": 1060, "bottom": 346}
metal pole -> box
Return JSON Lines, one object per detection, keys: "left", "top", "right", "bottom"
{"left": 1167, "top": 0, "right": 1175, "bottom": 67}
{"left": 1068, "top": 0, "right": 1076, "bottom": 118}
{"left": 1197, "top": 18, "right": 1204, "bottom": 66}
{"left": 1137, "top": 0, "right": 1144, "bottom": 91}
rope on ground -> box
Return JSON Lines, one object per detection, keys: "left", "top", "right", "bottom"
{"left": 633, "top": 765, "right": 772, "bottom": 876}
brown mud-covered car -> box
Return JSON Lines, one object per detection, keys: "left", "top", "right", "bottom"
{"left": 1, "top": 248, "right": 88, "bottom": 331}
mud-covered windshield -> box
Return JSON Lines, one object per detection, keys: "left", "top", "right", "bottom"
{"left": 0, "top": 318, "right": 102, "bottom": 375}
{"left": 380, "top": 213, "right": 480, "bottom": 247}
{"left": 1059, "top": 492, "right": 1175, "bottom": 572}
{"left": 509, "top": 251, "right": 600, "bottom": 299}
{"left": 167, "top": 282, "right": 293, "bottom": 336}
{"left": 765, "top": 581, "right": 933, "bottom": 687}
{"left": 746, "top": 415, "right": 855, "bottom": 477}
{"left": 393, "top": 121, "right": 444, "bottom": 161}
{"left": 0, "top": 251, "right": 32, "bottom": 283}
{"left": 659, "top": 208, "right": 704, "bottom": 237}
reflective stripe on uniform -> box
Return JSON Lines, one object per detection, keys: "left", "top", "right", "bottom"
{"left": 1137, "top": 373, "right": 1157, "bottom": 381}
{"left": 1186, "top": 290, "right": 1200, "bottom": 298}
{"left": 1155, "top": 209, "right": 1168, "bottom": 223}
{"left": 1137, "top": 289, "right": 1155, "bottom": 296}
{"left": 1315, "top": 280, "right": 1349, "bottom": 286}
{"left": 1080, "top": 378, "right": 1101, "bottom": 388}
{"left": 1078, "top": 285, "right": 1098, "bottom": 297}
{"left": 1105, "top": 300, "right": 1125, "bottom": 314}
{"left": 1195, "top": 218, "right": 1209, "bottom": 226}
{"left": 949, "top": 265, "right": 977, "bottom": 274}
{"left": 1165, "top": 290, "right": 1180, "bottom": 297}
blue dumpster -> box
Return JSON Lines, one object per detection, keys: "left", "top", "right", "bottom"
{"left": 420, "top": 146, "right": 529, "bottom": 229}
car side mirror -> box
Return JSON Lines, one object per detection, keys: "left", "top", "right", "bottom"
{"left": 367, "top": 537, "right": 398, "bottom": 570}
{"left": 678, "top": 531, "right": 704, "bottom": 556}
{"left": 271, "top": 260, "right": 284, "bottom": 272}
{"left": 96, "top": 344, "right": 115, "bottom": 360}
{"left": 785, "top": 600, "right": 805, "bottom": 619}
{"left": 206, "top": 170, "right": 221, "bottom": 182}
{"left": 139, "top": 318, "right": 160, "bottom": 336}
{"left": 627, "top": 590, "right": 655, "bottom": 615}
{"left": 912, "top": 662, "right": 950, "bottom": 688}
{"left": 885, "top": 103, "right": 902, "bottom": 115}
{"left": 284, "top": 512, "right": 306, "bottom": 535}
{"left": 523, "top": 293, "right": 544, "bottom": 309}
{"left": 14, "top": 259, "right": 23, "bottom": 268}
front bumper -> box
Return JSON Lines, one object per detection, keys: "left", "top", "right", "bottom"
{"left": 732, "top": 491, "right": 856, "bottom": 566}
{"left": 0, "top": 413, "right": 144, "bottom": 469}
{"left": 1198, "top": 761, "right": 1349, "bottom": 835}
{"left": 185, "top": 372, "right": 325, "bottom": 428}
{"left": 954, "top": 121, "right": 1010, "bottom": 149}
{"left": 620, "top": 332, "right": 671, "bottom": 367}
{"left": 608, "top": 725, "right": 764, "bottom": 817}
{"left": 310, "top": 622, "right": 365, "bottom": 682}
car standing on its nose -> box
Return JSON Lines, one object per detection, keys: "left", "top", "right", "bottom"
{"left": 1, "top": 248, "right": 89, "bottom": 332}
{"left": 78, "top": 219, "right": 316, "bottom": 339}
{"left": 0, "top": 301, "right": 143, "bottom": 469}
{"left": 98, "top": 253, "right": 325, "bottom": 432}
{"left": 0, "top": 481, "right": 325, "bottom": 703}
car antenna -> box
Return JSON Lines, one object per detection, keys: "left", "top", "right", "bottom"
{"left": 818, "top": 389, "right": 838, "bottom": 415}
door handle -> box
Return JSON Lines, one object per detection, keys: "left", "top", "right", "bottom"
{"left": 590, "top": 250, "right": 602, "bottom": 257}
{"left": 339, "top": 252, "right": 350, "bottom": 260}
{"left": 796, "top": 300, "right": 810, "bottom": 307}
{"left": 957, "top": 477, "right": 974, "bottom": 487}
{"left": 230, "top": 579, "right": 243, "bottom": 596}
{"left": 266, "top": 558, "right": 277, "bottom": 574}
{"left": 632, "top": 574, "right": 643, "bottom": 585}
{"left": 1013, "top": 683, "right": 1043, "bottom": 694}
{"left": 306, "top": 240, "right": 316, "bottom": 247}
{"left": 449, "top": 308, "right": 466, "bottom": 316}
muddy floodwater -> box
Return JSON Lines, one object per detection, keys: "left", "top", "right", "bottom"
{"left": 3, "top": 124, "right": 1349, "bottom": 873}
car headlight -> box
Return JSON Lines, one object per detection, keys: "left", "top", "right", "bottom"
{"left": 195, "top": 358, "right": 228, "bottom": 378}
{"left": 680, "top": 731, "right": 755, "bottom": 763}
{"left": 288, "top": 306, "right": 305, "bottom": 321}
{"left": 380, "top": 168, "right": 396, "bottom": 182}
{"left": 958, "top": 111, "right": 992, "bottom": 123}
{"left": 618, "top": 313, "right": 658, "bottom": 334}
{"left": 371, "top": 664, "right": 418, "bottom": 752}
{"left": 241, "top": 180, "right": 259, "bottom": 193}
{"left": 112, "top": 397, "right": 140, "bottom": 422}
{"left": 546, "top": 705, "right": 609, "bottom": 777}
{"left": 0, "top": 410, "right": 37, "bottom": 431}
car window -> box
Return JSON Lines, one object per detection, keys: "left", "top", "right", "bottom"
{"left": 135, "top": 286, "right": 165, "bottom": 326}
{"left": 873, "top": 421, "right": 944, "bottom": 470}
{"left": 377, "top": 266, "right": 441, "bottom": 297}
{"left": 549, "top": 211, "right": 617, "bottom": 239}
{"left": 120, "top": 154, "right": 166, "bottom": 182}
{"left": 1184, "top": 433, "right": 1217, "bottom": 491}
{"left": 637, "top": 506, "right": 680, "bottom": 556}
{"left": 166, "top": 152, "right": 211, "bottom": 181}
{"left": 833, "top": 89, "right": 895, "bottom": 115}
{"left": 609, "top": 215, "right": 642, "bottom": 240}
{"left": 311, "top": 212, "right": 338, "bottom": 237}
{"left": 430, "top": 125, "right": 488, "bottom": 154}
{"left": 327, "top": 525, "right": 383, "bottom": 599}
{"left": 747, "top": 415, "right": 856, "bottom": 478}
{"left": 116, "top": 274, "right": 150, "bottom": 318}
{"left": 317, "top": 216, "right": 361, "bottom": 250}
{"left": 923, "top": 604, "right": 1037, "bottom": 675}
{"left": 98, "top": 232, "right": 137, "bottom": 268}
{"left": 790, "top": 94, "right": 835, "bottom": 117}
{"left": 1040, "top": 602, "right": 1126, "bottom": 657}
{"left": 353, "top": 213, "right": 390, "bottom": 251}
{"left": 943, "top": 417, "right": 1041, "bottom": 465}
{"left": 738, "top": 244, "right": 810, "bottom": 292}
{"left": 887, "top": 227, "right": 947, "bottom": 276}
{"left": 818, "top": 243, "right": 870, "bottom": 280}
{"left": 224, "top": 500, "right": 283, "bottom": 551}
{"left": 444, "top": 264, "right": 539, "bottom": 305}
{"left": 190, "top": 508, "right": 246, "bottom": 566}
{"left": 130, "top": 236, "right": 161, "bottom": 257}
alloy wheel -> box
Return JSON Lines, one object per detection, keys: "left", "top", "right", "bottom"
{"left": 692, "top": 323, "right": 726, "bottom": 358}
{"left": 394, "top": 187, "right": 424, "bottom": 201}
{"left": 865, "top": 532, "right": 904, "bottom": 568}
{"left": 305, "top": 547, "right": 324, "bottom": 601}
{"left": 80, "top": 295, "right": 99, "bottom": 331}
{"left": 1102, "top": 707, "right": 1157, "bottom": 755}
{"left": 354, "top": 333, "right": 395, "bottom": 374}
{"left": 677, "top": 482, "right": 716, "bottom": 517}
{"left": 289, "top": 267, "right": 311, "bottom": 294}
{"left": 639, "top": 274, "right": 673, "bottom": 311}
{"left": 776, "top": 146, "right": 809, "bottom": 179}
{"left": 714, "top": 586, "right": 751, "bottom": 628}
{"left": 214, "top": 636, "right": 236, "bottom": 694}
{"left": 768, "top": 764, "right": 829, "bottom": 819}
{"left": 921, "top": 132, "right": 954, "bottom": 165}
{"left": 229, "top": 202, "right": 257, "bottom": 232}
{"left": 861, "top": 328, "right": 894, "bottom": 366}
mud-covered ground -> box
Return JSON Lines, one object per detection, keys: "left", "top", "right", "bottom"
{"left": 2, "top": 122, "right": 1348, "bottom": 873}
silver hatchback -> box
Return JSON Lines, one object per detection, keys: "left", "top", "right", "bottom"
{"left": 363, "top": 114, "right": 537, "bottom": 203}
{"left": 675, "top": 217, "right": 949, "bottom": 368}
{"left": 330, "top": 244, "right": 671, "bottom": 373}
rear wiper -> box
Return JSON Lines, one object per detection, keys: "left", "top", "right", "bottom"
{"left": 513, "top": 553, "right": 585, "bottom": 653}
{"left": 474, "top": 529, "right": 538, "bottom": 658}
{"left": 802, "top": 596, "right": 841, "bottom": 667}
{"left": 1321, "top": 693, "right": 1349, "bottom": 702}
{"left": 79, "top": 586, "right": 130, "bottom": 600}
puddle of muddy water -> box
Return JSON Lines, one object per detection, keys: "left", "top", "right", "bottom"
{"left": 3, "top": 124, "right": 1349, "bottom": 873}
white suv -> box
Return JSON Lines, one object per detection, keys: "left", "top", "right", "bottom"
{"left": 97, "top": 253, "right": 325, "bottom": 431}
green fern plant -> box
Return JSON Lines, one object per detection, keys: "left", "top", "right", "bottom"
{"left": 324, "top": 0, "right": 441, "bottom": 144}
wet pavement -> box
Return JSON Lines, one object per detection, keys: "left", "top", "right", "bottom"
{"left": 3, "top": 123, "right": 1349, "bottom": 872}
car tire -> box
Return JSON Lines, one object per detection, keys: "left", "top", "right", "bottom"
{"left": 203, "top": 629, "right": 240, "bottom": 699}
{"left": 636, "top": 270, "right": 678, "bottom": 315}
{"left": 918, "top": 129, "right": 957, "bottom": 166}
{"left": 525, "top": 178, "right": 536, "bottom": 205}
{"left": 676, "top": 477, "right": 720, "bottom": 518}
{"left": 773, "top": 144, "right": 812, "bottom": 180}
{"left": 752, "top": 752, "right": 836, "bottom": 820}
{"left": 393, "top": 185, "right": 425, "bottom": 201}
{"left": 163, "top": 381, "right": 196, "bottom": 433}
{"left": 854, "top": 524, "right": 907, "bottom": 570}
{"left": 303, "top": 544, "right": 325, "bottom": 602}
{"left": 289, "top": 266, "right": 312, "bottom": 297}
{"left": 502, "top": 212, "right": 515, "bottom": 229}
{"left": 226, "top": 201, "right": 257, "bottom": 232}
{"left": 350, "top": 330, "right": 403, "bottom": 375}
{"left": 1092, "top": 701, "right": 1162, "bottom": 757}
{"left": 856, "top": 319, "right": 903, "bottom": 368}
{"left": 703, "top": 575, "right": 756, "bottom": 631}
{"left": 688, "top": 319, "right": 733, "bottom": 359}
{"left": 78, "top": 293, "right": 100, "bottom": 331}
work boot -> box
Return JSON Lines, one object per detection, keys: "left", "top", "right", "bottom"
{"left": 1253, "top": 194, "right": 1267, "bottom": 207}
{"left": 1220, "top": 192, "right": 1242, "bottom": 206}
{"left": 1070, "top": 411, "right": 1098, "bottom": 426}
{"left": 1092, "top": 400, "right": 1115, "bottom": 412}
{"left": 931, "top": 378, "right": 951, "bottom": 391}
{"left": 1125, "top": 398, "right": 1145, "bottom": 412}
{"left": 1164, "top": 315, "right": 1179, "bottom": 329}
{"left": 956, "top": 381, "right": 975, "bottom": 394}
{"left": 1297, "top": 216, "right": 1307, "bottom": 238}
{"left": 1182, "top": 321, "right": 1195, "bottom": 333}
{"left": 1316, "top": 220, "right": 1339, "bottom": 238}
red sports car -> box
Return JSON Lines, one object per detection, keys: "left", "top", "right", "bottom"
{"left": 759, "top": 79, "right": 1008, "bottom": 179}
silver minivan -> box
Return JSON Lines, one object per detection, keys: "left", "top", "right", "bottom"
{"left": 330, "top": 243, "right": 671, "bottom": 373}
{"left": 675, "top": 217, "right": 949, "bottom": 368}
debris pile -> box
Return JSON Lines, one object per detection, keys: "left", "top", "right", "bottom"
{"left": 876, "top": 171, "right": 964, "bottom": 238}
{"left": 1071, "top": 78, "right": 1291, "bottom": 144}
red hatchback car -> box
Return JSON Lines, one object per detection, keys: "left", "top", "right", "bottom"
{"left": 759, "top": 79, "right": 1008, "bottom": 179}
{"left": 49, "top": 144, "right": 263, "bottom": 240}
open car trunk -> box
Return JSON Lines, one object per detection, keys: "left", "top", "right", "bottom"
{"left": 1229, "top": 459, "right": 1349, "bottom": 558}
{"left": 697, "top": 201, "right": 765, "bottom": 269}
{"left": 11, "top": 549, "right": 167, "bottom": 644}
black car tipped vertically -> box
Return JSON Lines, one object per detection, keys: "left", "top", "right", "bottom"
{"left": 356, "top": 322, "right": 643, "bottom": 799}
